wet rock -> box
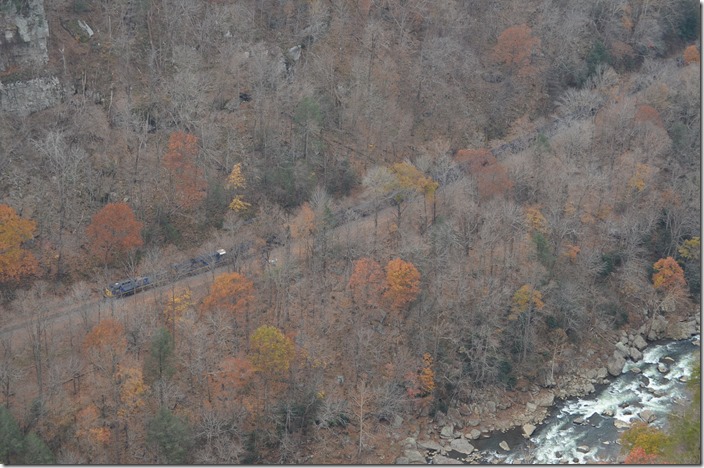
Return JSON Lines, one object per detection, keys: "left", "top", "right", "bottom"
{"left": 633, "top": 334, "right": 648, "bottom": 350}
{"left": 418, "top": 440, "right": 443, "bottom": 451}
{"left": 499, "top": 441, "right": 510, "bottom": 451}
{"left": 602, "top": 408, "right": 615, "bottom": 417}
{"left": 432, "top": 455, "right": 462, "bottom": 464}
{"left": 573, "top": 417, "right": 585, "bottom": 425}
{"left": 522, "top": 424, "right": 536, "bottom": 438}
{"left": 661, "top": 356, "right": 676, "bottom": 365}
{"left": 555, "top": 451, "right": 563, "bottom": 458}
{"left": 657, "top": 363, "right": 669, "bottom": 374}
{"left": 630, "top": 367, "right": 641, "bottom": 374}
{"left": 450, "top": 438, "right": 475, "bottom": 454}
{"left": 614, "top": 419, "right": 630, "bottom": 429}
{"left": 639, "top": 375, "right": 650, "bottom": 386}
{"left": 440, "top": 424, "right": 455, "bottom": 438}
{"left": 585, "top": 382, "right": 596, "bottom": 394}
{"left": 640, "top": 410, "right": 656, "bottom": 423}
{"left": 577, "top": 445, "right": 590, "bottom": 453}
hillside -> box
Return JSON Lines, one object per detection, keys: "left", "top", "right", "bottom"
{"left": 0, "top": 0, "right": 700, "bottom": 464}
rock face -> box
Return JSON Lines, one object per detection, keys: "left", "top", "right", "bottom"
{"left": 0, "top": 0, "right": 49, "bottom": 71}
{"left": 0, "top": 76, "right": 62, "bottom": 115}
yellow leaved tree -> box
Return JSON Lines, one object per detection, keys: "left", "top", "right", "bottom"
{"left": 226, "top": 163, "right": 251, "bottom": 213}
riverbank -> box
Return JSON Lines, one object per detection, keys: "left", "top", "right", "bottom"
{"left": 394, "top": 310, "right": 700, "bottom": 464}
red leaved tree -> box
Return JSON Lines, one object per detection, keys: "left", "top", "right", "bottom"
{"left": 163, "top": 131, "right": 207, "bottom": 210}
{"left": 454, "top": 149, "right": 513, "bottom": 202}
{"left": 86, "top": 202, "right": 143, "bottom": 267}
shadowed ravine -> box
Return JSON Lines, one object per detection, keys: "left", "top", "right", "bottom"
{"left": 434, "top": 335, "right": 699, "bottom": 464}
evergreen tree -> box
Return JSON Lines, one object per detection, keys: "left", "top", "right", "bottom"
{"left": 0, "top": 406, "right": 23, "bottom": 464}
{"left": 22, "top": 432, "right": 54, "bottom": 464}
{"left": 147, "top": 407, "right": 192, "bottom": 464}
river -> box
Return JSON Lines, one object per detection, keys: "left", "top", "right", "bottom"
{"left": 441, "top": 335, "right": 700, "bottom": 464}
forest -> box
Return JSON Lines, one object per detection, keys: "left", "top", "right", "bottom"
{"left": 0, "top": 0, "right": 700, "bottom": 464}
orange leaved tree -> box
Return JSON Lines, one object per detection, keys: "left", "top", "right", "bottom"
{"left": 383, "top": 258, "right": 421, "bottom": 311}
{"left": 492, "top": 24, "right": 540, "bottom": 72}
{"left": 652, "top": 257, "right": 686, "bottom": 293}
{"left": 163, "top": 131, "right": 206, "bottom": 210}
{"left": 201, "top": 272, "right": 255, "bottom": 338}
{"left": 86, "top": 203, "right": 143, "bottom": 267}
{"left": 82, "top": 318, "right": 127, "bottom": 375}
{"left": 0, "top": 204, "right": 39, "bottom": 284}
{"left": 348, "top": 257, "right": 385, "bottom": 309}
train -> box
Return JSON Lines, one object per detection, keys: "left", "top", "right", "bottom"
{"left": 104, "top": 249, "right": 228, "bottom": 298}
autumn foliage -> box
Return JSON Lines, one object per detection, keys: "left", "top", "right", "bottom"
{"left": 163, "top": 131, "right": 206, "bottom": 210}
{"left": 0, "top": 204, "right": 39, "bottom": 283}
{"left": 454, "top": 149, "right": 513, "bottom": 201}
{"left": 493, "top": 24, "right": 540, "bottom": 69}
{"left": 683, "top": 44, "right": 700, "bottom": 65}
{"left": 509, "top": 284, "right": 545, "bottom": 320}
{"left": 621, "top": 421, "right": 668, "bottom": 460}
{"left": 249, "top": 325, "right": 295, "bottom": 376}
{"left": 383, "top": 258, "right": 421, "bottom": 310}
{"left": 348, "top": 257, "right": 385, "bottom": 308}
{"left": 651, "top": 257, "right": 686, "bottom": 292}
{"left": 83, "top": 319, "right": 128, "bottom": 372}
{"left": 86, "top": 203, "right": 143, "bottom": 265}
{"left": 624, "top": 446, "right": 660, "bottom": 464}
{"left": 201, "top": 272, "right": 255, "bottom": 317}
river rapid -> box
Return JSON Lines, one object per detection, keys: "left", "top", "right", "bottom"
{"left": 454, "top": 335, "right": 700, "bottom": 464}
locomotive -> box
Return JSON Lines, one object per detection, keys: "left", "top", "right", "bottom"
{"left": 104, "top": 249, "right": 227, "bottom": 298}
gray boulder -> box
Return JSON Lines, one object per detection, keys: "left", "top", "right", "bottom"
{"left": 432, "top": 455, "right": 463, "bottom": 464}
{"left": 417, "top": 440, "right": 443, "bottom": 451}
{"left": 536, "top": 392, "right": 555, "bottom": 407}
{"left": 597, "top": 367, "right": 609, "bottom": 379}
{"left": 403, "top": 449, "right": 426, "bottom": 464}
{"left": 395, "top": 457, "right": 410, "bottom": 464}
{"left": 499, "top": 441, "right": 510, "bottom": 451}
{"left": 522, "top": 424, "right": 536, "bottom": 438}
{"left": 629, "top": 347, "right": 643, "bottom": 361}
{"left": 576, "top": 445, "right": 590, "bottom": 453}
{"left": 632, "top": 334, "right": 648, "bottom": 350}
{"left": 657, "top": 363, "right": 669, "bottom": 374}
{"left": 440, "top": 424, "right": 455, "bottom": 438}
{"left": 640, "top": 410, "right": 656, "bottom": 423}
{"left": 450, "top": 438, "right": 475, "bottom": 454}
{"left": 468, "top": 429, "right": 482, "bottom": 440}
{"left": 607, "top": 354, "right": 626, "bottom": 376}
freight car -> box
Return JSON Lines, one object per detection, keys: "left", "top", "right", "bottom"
{"left": 104, "top": 276, "right": 151, "bottom": 298}
{"left": 103, "top": 249, "right": 227, "bottom": 298}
